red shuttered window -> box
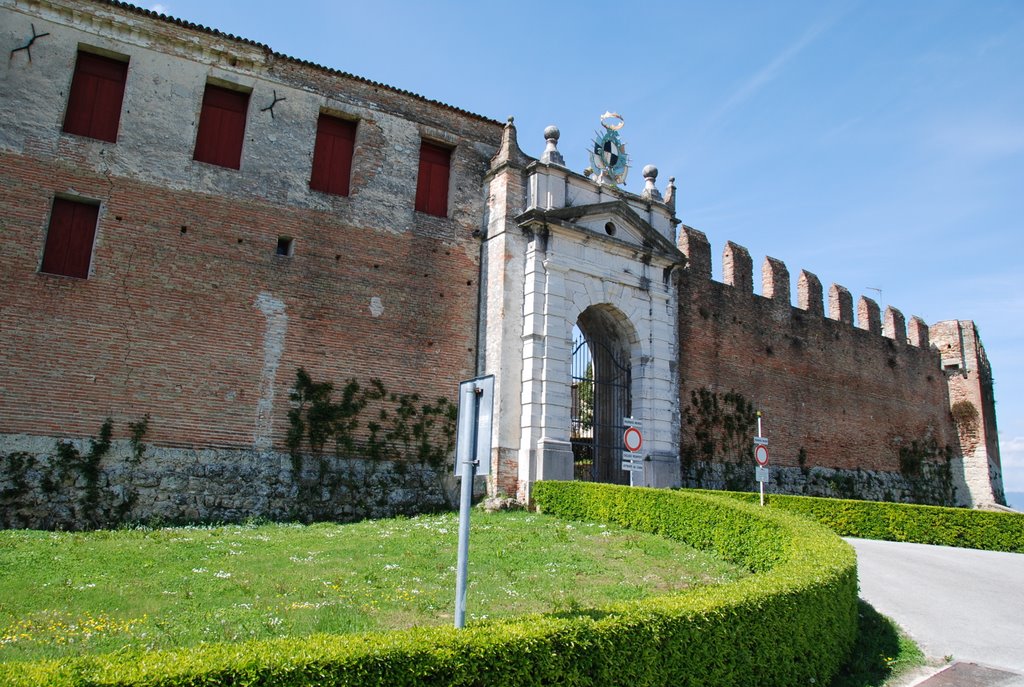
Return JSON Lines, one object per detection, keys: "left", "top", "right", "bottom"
{"left": 62, "top": 51, "right": 129, "bottom": 143}
{"left": 193, "top": 84, "right": 250, "bottom": 169}
{"left": 414, "top": 141, "right": 451, "bottom": 217}
{"left": 41, "top": 198, "right": 100, "bottom": 279}
{"left": 309, "top": 114, "right": 357, "bottom": 196}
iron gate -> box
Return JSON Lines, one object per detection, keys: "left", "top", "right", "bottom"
{"left": 570, "top": 327, "right": 631, "bottom": 484}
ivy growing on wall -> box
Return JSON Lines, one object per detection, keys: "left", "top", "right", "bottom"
{"left": 895, "top": 437, "right": 956, "bottom": 506}
{"left": 1, "top": 416, "right": 150, "bottom": 530}
{"left": 950, "top": 400, "right": 979, "bottom": 435}
{"left": 286, "top": 368, "right": 458, "bottom": 519}
{"left": 680, "top": 387, "right": 758, "bottom": 490}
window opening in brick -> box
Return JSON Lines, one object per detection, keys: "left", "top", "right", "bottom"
{"left": 276, "top": 236, "right": 294, "bottom": 256}
{"left": 310, "top": 114, "right": 356, "bottom": 196}
{"left": 41, "top": 197, "right": 100, "bottom": 279}
{"left": 63, "top": 50, "right": 129, "bottom": 142}
{"left": 193, "top": 83, "right": 250, "bottom": 169}
{"left": 414, "top": 141, "right": 451, "bottom": 217}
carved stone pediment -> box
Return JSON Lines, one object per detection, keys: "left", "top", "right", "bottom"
{"left": 516, "top": 200, "right": 685, "bottom": 265}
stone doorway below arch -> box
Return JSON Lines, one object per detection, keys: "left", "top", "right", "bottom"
{"left": 570, "top": 308, "right": 632, "bottom": 484}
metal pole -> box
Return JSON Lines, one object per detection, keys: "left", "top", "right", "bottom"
{"left": 757, "top": 411, "right": 764, "bottom": 507}
{"left": 454, "top": 386, "right": 481, "bottom": 629}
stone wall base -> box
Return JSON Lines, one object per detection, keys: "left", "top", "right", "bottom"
{"left": 681, "top": 459, "right": 970, "bottom": 507}
{"left": 0, "top": 434, "right": 464, "bottom": 530}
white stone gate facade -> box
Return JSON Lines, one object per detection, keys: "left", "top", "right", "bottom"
{"left": 481, "top": 122, "right": 684, "bottom": 500}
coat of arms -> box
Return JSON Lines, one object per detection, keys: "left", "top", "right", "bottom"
{"left": 590, "top": 112, "right": 629, "bottom": 186}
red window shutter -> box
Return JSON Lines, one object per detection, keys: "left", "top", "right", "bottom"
{"left": 62, "top": 51, "right": 129, "bottom": 143}
{"left": 193, "top": 84, "right": 249, "bottom": 169}
{"left": 415, "top": 142, "right": 451, "bottom": 217}
{"left": 310, "top": 114, "right": 356, "bottom": 196}
{"left": 41, "top": 198, "right": 99, "bottom": 279}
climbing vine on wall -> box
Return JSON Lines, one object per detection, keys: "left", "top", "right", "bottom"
{"left": 894, "top": 436, "right": 956, "bottom": 506}
{"left": 0, "top": 416, "right": 150, "bottom": 530}
{"left": 286, "top": 368, "right": 458, "bottom": 519}
{"left": 680, "top": 387, "right": 758, "bottom": 490}
{"left": 950, "top": 400, "right": 979, "bottom": 435}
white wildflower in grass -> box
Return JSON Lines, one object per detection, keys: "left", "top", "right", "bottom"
{"left": 383, "top": 564, "right": 400, "bottom": 571}
{"left": 214, "top": 571, "right": 231, "bottom": 579}
{"left": 191, "top": 568, "right": 207, "bottom": 574}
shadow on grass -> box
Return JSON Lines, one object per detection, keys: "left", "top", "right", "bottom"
{"left": 832, "top": 599, "right": 926, "bottom": 687}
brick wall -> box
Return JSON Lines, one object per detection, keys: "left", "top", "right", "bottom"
{"left": 676, "top": 227, "right": 965, "bottom": 503}
{"left": 0, "top": 0, "right": 502, "bottom": 525}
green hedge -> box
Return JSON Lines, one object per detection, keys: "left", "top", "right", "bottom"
{"left": 2, "top": 484, "right": 858, "bottom": 687}
{"left": 688, "top": 489, "right": 1024, "bottom": 553}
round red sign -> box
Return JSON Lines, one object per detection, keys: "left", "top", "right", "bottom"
{"left": 623, "top": 426, "right": 643, "bottom": 453}
{"left": 754, "top": 444, "right": 770, "bottom": 466}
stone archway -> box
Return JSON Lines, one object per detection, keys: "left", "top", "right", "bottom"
{"left": 570, "top": 305, "right": 635, "bottom": 484}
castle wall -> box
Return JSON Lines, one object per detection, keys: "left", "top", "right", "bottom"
{"left": 676, "top": 227, "right": 968, "bottom": 505}
{"left": 0, "top": 1, "right": 1004, "bottom": 526}
{"left": 931, "top": 321, "right": 1005, "bottom": 506}
{"left": 0, "top": 0, "right": 500, "bottom": 524}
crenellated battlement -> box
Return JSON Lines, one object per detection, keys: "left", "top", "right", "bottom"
{"left": 676, "top": 225, "right": 934, "bottom": 349}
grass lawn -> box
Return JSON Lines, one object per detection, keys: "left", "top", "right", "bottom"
{"left": 0, "top": 511, "right": 748, "bottom": 663}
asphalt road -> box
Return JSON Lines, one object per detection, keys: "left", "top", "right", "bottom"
{"left": 849, "top": 538, "right": 1024, "bottom": 674}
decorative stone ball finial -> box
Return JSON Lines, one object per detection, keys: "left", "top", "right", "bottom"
{"left": 541, "top": 124, "right": 565, "bottom": 166}
{"left": 641, "top": 164, "right": 662, "bottom": 201}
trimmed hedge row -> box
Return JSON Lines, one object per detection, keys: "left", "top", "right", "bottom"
{"left": 689, "top": 489, "right": 1024, "bottom": 553}
{"left": 2, "top": 484, "right": 858, "bottom": 687}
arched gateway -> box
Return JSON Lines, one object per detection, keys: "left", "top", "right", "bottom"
{"left": 571, "top": 308, "right": 636, "bottom": 484}
{"left": 480, "top": 120, "right": 685, "bottom": 501}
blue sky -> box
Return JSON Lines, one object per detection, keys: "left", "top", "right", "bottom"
{"left": 149, "top": 1, "right": 1024, "bottom": 495}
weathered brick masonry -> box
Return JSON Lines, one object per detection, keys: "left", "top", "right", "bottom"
{"left": 0, "top": 0, "right": 501, "bottom": 526}
{"left": 673, "top": 226, "right": 990, "bottom": 503}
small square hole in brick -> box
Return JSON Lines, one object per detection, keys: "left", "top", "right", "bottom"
{"left": 276, "top": 236, "right": 294, "bottom": 257}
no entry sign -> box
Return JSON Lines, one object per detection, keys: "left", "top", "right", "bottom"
{"left": 624, "top": 426, "right": 643, "bottom": 454}
{"left": 753, "top": 437, "right": 769, "bottom": 466}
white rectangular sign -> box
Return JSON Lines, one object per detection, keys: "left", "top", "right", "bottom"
{"left": 755, "top": 466, "right": 770, "bottom": 483}
{"left": 621, "top": 459, "right": 645, "bottom": 473}
{"left": 454, "top": 375, "right": 493, "bottom": 476}
{"left": 753, "top": 437, "right": 769, "bottom": 446}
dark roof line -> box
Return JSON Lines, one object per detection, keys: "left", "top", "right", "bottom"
{"left": 98, "top": 0, "right": 503, "bottom": 127}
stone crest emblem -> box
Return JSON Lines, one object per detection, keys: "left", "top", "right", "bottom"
{"left": 590, "top": 111, "right": 629, "bottom": 186}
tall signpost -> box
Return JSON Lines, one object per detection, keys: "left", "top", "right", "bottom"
{"left": 453, "top": 375, "right": 493, "bottom": 629}
{"left": 753, "top": 411, "right": 769, "bottom": 506}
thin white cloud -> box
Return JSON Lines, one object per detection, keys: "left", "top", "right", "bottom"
{"left": 150, "top": 3, "right": 167, "bottom": 14}
{"left": 699, "top": 10, "right": 846, "bottom": 136}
